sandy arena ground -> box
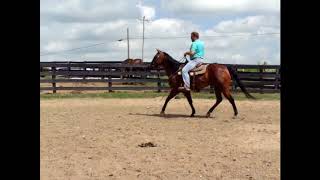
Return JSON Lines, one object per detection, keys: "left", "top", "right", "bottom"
{"left": 40, "top": 98, "right": 280, "bottom": 180}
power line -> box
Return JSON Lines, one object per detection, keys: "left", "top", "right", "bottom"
{"left": 40, "top": 32, "right": 279, "bottom": 57}
{"left": 131, "top": 32, "right": 280, "bottom": 40}
{"left": 40, "top": 52, "right": 128, "bottom": 60}
{"left": 40, "top": 42, "right": 109, "bottom": 56}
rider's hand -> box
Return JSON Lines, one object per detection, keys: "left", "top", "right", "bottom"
{"left": 184, "top": 52, "right": 187, "bottom": 57}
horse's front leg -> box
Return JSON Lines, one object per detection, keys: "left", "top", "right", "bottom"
{"left": 183, "top": 91, "right": 196, "bottom": 117}
{"left": 160, "top": 89, "right": 179, "bottom": 116}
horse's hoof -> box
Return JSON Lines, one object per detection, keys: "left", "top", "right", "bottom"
{"left": 190, "top": 114, "right": 195, "bottom": 117}
{"left": 160, "top": 111, "right": 165, "bottom": 116}
{"left": 206, "top": 113, "right": 211, "bottom": 118}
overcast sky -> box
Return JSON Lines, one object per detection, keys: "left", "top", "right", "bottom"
{"left": 40, "top": 0, "right": 280, "bottom": 64}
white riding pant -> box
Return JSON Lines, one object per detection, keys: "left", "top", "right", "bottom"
{"left": 182, "top": 58, "right": 203, "bottom": 89}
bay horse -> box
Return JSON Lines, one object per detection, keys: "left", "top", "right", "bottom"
{"left": 122, "top": 58, "right": 144, "bottom": 71}
{"left": 122, "top": 58, "right": 143, "bottom": 65}
{"left": 150, "top": 49, "right": 255, "bottom": 118}
{"left": 122, "top": 58, "right": 144, "bottom": 84}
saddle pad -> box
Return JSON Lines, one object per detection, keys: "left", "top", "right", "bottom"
{"left": 190, "top": 64, "right": 206, "bottom": 72}
{"left": 177, "top": 64, "right": 208, "bottom": 76}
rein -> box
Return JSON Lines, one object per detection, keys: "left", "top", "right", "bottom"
{"left": 168, "top": 56, "right": 188, "bottom": 79}
{"left": 177, "top": 56, "right": 188, "bottom": 63}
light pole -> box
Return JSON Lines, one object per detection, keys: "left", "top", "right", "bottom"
{"left": 142, "top": 16, "right": 145, "bottom": 60}
{"left": 127, "top": 27, "right": 130, "bottom": 59}
{"left": 118, "top": 27, "right": 130, "bottom": 59}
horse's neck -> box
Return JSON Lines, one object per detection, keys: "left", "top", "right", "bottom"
{"left": 163, "top": 58, "right": 179, "bottom": 77}
{"left": 163, "top": 63, "right": 173, "bottom": 77}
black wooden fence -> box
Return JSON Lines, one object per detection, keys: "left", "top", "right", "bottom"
{"left": 40, "top": 61, "right": 280, "bottom": 93}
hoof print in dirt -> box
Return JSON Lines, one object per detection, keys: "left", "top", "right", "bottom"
{"left": 232, "top": 116, "right": 238, "bottom": 119}
{"left": 138, "top": 142, "right": 157, "bottom": 148}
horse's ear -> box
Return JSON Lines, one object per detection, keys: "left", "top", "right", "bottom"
{"left": 156, "top": 49, "right": 161, "bottom": 53}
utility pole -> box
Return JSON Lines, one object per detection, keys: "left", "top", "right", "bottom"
{"left": 127, "top": 27, "right": 130, "bottom": 59}
{"left": 142, "top": 16, "right": 145, "bottom": 60}
{"left": 138, "top": 16, "right": 150, "bottom": 60}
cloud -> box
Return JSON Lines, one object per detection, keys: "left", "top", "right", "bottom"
{"left": 41, "top": 16, "right": 280, "bottom": 64}
{"left": 40, "top": 1, "right": 280, "bottom": 64}
{"left": 200, "top": 15, "right": 280, "bottom": 64}
{"left": 41, "top": 0, "right": 140, "bottom": 24}
{"left": 161, "top": 0, "right": 280, "bottom": 14}
{"left": 213, "top": 15, "right": 280, "bottom": 33}
{"left": 43, "top": 41, "right": 71, "bottom": 52}
{"left": 136, "top": 1, "right": 156, "bottom": 19}
{"left": 231, "top": 54, "right": 245, "bottom": 64}
{"left": 145, "top": 18, "right": 200, "bottom": 36}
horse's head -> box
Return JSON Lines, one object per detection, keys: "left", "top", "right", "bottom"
{"left": 150, "top": 49, "right": 166, "bottom": 69}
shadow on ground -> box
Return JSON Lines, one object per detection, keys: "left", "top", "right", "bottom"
{"left": 129, "top": 113, "right": 209, "bottom": 119}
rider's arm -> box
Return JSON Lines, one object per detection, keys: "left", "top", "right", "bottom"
{"left": 184, "top": 51, "right": 195, "bottom": 57}
{"left": 184, "top": 42, "right": 197, "bottom": 57}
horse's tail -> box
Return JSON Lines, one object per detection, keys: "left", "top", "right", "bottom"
{"left": 227, "top": 66, "right": 256, "bottom": 99}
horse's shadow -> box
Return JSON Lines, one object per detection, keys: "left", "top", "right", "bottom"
{"left": 130, "top": 113, "right": 209, "bottom": 119}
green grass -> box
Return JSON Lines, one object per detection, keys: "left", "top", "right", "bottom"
{"left": 40, "top": 91, "right": 280, "bottom": 100}
{"left": 237, "top": 68, "right": 276, "bottom": 73}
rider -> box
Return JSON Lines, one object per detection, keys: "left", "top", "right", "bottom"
{"left": 179, "top": 31, "right": 205, "bottom": 91}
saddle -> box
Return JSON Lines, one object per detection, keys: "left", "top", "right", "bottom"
{"left": 177, "top": 63, "right": 208, "bottom": 76}
{"left": 177, "top": 63, "right": 208, "bottom": 91}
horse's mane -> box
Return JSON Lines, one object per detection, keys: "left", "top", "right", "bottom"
{"left": 162, "top": 52, "right": 181, "bottom": 70}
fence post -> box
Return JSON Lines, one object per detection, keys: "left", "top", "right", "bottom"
{"left": 275, "top": 67, "right": 279, "bottom": 90}
{"left": 52, "top": 66, "right": 56, "bottom": 94}
{"left": 259, "top": 66, "right": 263, "bottom": 94}
{"left": 83, "top": 67, "right": 87, "bottom": 80}
{"left": 67, "top": 61, "right": 71, "bottom": 79}
{"left": 107, "top": 66, "right": 112, "bottom": 92}
{"left": 234, "top": 66, "right": 238, "bottom": 90}
{"left": 142, "top": 65, "right": 147, "bottom": 80}
{"left": 231, "top": 65, "right": 237, "bottom": 91}
{"left": 120, "top": 67, "right": 124, "bottom": 80}
{"left": 157, "top": 70, "right": 161, "bottom": 92}
{"left": 101, "top": 67, "right": 105, "bottom": 80}
{"left": 108, "top": 75, "right": 112, "bottom": 92}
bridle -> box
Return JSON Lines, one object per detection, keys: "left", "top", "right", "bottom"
{"left": 151, "top": 53, "right": 188, "bottom": 70}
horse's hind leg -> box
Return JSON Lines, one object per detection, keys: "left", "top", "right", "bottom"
{"left": 222, "top": 88, "right": 238, "bottom": 116}
{"left": 206, "top": 88, "right": 223, "bottom": 118}
{"left": 183, "top": 91, "right": 196, "bottom": 117}
{"left": 160, "top": 89, "right": 179, "bottom": 116}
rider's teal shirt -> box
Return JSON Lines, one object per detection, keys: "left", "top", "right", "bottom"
{"left": 190, "top": 39, "right": 204, "bottom": 60}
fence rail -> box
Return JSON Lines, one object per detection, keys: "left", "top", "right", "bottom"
{"left": 40, "top": 61, "right": 280, "bottom": 93}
